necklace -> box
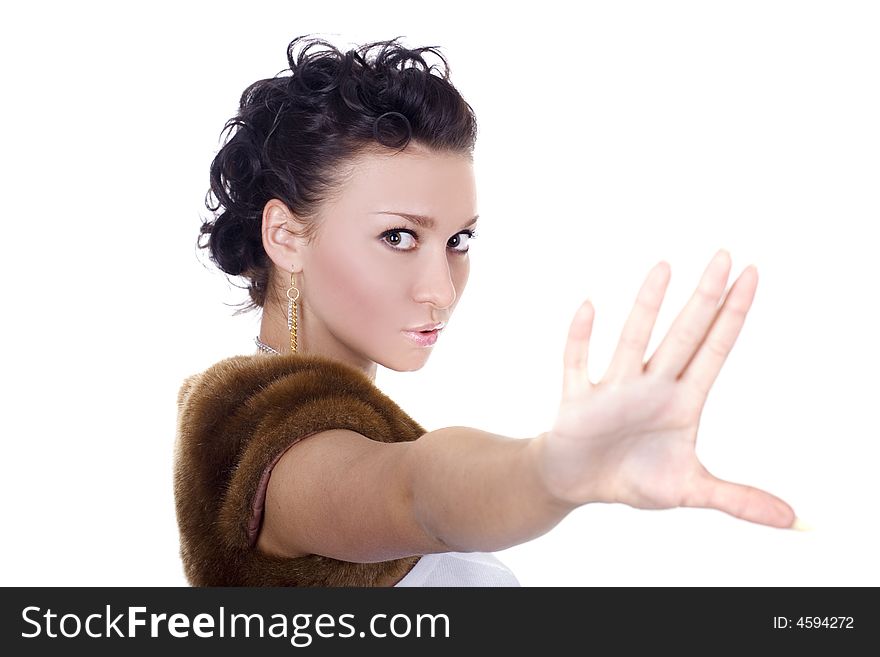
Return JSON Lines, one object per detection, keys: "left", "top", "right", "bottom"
{"left": 254, "top": 336, "right": 281, "bottom": 355}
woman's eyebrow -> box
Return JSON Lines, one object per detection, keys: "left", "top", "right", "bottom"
{"left": 371, "top": 211, "right": 479, "bottom": 231}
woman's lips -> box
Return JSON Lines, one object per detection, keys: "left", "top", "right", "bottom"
{"left": 403, "top": 329, "right": 440, "bottom": 346}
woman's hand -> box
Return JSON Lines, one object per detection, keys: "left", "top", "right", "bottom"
{"left": 535, "top": 249, "right": 796, "bottom": 528}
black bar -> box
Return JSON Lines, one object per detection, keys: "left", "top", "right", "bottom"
{"left": 1, "top": 587, "right": 874, "bottom": 655}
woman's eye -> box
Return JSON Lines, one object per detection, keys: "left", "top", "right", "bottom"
{"left": 382, "top": 230, "right": 418, "bottom": 250}
{"left": 448, "top": 231, "right": 476, "bottom": 252}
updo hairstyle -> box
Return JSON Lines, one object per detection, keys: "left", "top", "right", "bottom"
{"left": 198, "top": 35, "right": 478, "bottom": 312}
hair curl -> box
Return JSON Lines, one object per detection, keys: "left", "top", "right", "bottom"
{"left": 198, "top": 35, "right": 478, "bottom": 312}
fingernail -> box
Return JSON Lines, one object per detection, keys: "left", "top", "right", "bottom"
{"left": 790, "top": 516, "right": 813, "bottom": 531}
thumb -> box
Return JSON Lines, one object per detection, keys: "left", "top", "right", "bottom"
{"left": 684, "top": 470, "right": 797, "bottom": 529}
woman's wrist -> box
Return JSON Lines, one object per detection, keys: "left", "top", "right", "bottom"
{"left": 524, "top": 432, "right": 583, "bottom": 513}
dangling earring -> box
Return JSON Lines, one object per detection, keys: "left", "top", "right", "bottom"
{"left": 287, "top": 270, "right": 299, "bottom": 354}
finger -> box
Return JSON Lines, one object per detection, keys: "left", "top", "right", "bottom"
{"left": 604, "top": 261, "right": 671, "bottom": 382}
{"left": 684, "top": 470, "right": 796, "bottom": 528}
{"left": 561, "top": 301, "right": 596, "bottom": 403}
{"left": 680, "top": 265, "right": 758, "bottom": 400}
{"left": 645, "top": 249, "right": 732, "bottom": 379}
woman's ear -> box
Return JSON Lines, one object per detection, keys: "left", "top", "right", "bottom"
{"left": 261, "top": 199, "right": 308, "bottom": 273}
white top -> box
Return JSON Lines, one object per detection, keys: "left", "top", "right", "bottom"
{"left": 394, "top": 552, "right": 520, "bottom": 587}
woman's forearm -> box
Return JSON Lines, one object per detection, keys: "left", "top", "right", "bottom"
{"left": 404, "top": 427, "right": 578, "bottom": 553}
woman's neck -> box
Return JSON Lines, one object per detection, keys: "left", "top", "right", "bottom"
{"left": 257, "top": 299, "right": 378, "bottom": 383}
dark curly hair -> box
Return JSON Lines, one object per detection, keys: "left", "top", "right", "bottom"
{"left": 199, "top": 35, "right": 478, "bottom": 313}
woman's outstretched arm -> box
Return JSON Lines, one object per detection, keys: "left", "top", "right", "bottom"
{"left": 257, "top": 426, "right": 572, "bottom": 562}
{"left": 259, "top": 250, "right": 797, "bottom": 563}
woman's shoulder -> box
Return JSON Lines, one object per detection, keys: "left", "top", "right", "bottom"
{"left": 176, "top": 352, "right": 382, "bottom": 422}
{"left": 176, "top": 352, "right": 425, "bottom": 459}
{"left": 174, "top": 352, "right": 429, "bottom": 491}
{"left": 172, "top": 351, "right": 427, "bottom": 586}
{"left": 178, "top": 352, "right": 374, "bottom": 398}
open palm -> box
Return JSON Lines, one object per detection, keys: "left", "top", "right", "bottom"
{"left": 537, "top": 250, "right": 795, "bottom": 528}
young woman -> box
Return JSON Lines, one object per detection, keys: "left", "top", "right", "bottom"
{"left": 173, "top": 35, "right": 798, "bottom": 587}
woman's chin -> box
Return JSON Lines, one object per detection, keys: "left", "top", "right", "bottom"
{"left": 382, "top": 353, "right": 431, "bottom": 373}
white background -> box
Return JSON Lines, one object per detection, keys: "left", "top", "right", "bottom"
{"left": 1, "top": 0, "right": 877, "bottom": 586}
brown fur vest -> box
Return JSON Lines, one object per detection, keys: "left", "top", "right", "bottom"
{"left": 173, "top": 352, "right": 425, "bottom": 586}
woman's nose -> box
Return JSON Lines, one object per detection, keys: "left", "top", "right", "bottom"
{"left": 412, "top": 257, "right": 457, "bottom": 310}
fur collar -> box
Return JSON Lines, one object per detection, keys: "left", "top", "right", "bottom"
{"left": 173, "top": 352, "right": 424, "bottom": 586}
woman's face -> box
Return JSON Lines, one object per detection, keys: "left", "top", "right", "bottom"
{"left": 296, "top": 145, "right": 477, "bottom": 372}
